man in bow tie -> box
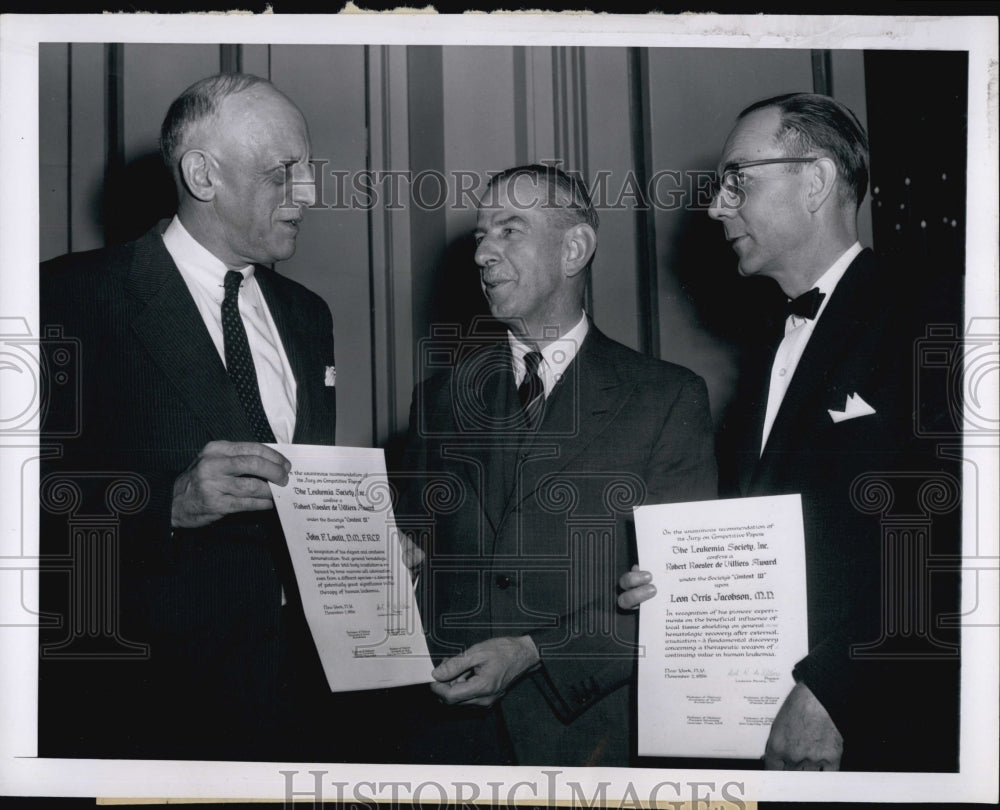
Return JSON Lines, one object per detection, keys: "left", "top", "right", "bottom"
{"left": 621, "top": 93, "right": 960, "bottom": 772}
{"left": 39, "top": 74, "right": 344, "bottom": 761}
{"left": 392, "top": 165, "right": 717, "bottom": 766}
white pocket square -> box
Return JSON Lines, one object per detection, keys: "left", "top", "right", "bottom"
{"left": 324, "top": 366, "right": 336, "bottom": 387}
{"left": 828, "top": 392, "right": 876, "bottom": 423}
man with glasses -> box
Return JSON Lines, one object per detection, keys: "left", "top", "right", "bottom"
{"left": 621, "top": 93, "right": 959, "bottom": 772}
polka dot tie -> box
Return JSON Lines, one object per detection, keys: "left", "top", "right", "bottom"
{"left": 222, "top": 270, "right": 276, "bottom": 443}
{"left": 517, "top": 350, "right": 545, "bottom": 429}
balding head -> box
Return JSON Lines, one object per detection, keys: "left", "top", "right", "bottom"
{"left": 160, "top": 73, "right": 271, "bottom": 179}
{"left": 161, "top": 73, "right": 315, "bottom": 269}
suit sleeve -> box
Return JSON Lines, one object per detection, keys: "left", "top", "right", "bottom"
{"left": 640, "top": 373, "right": 719, "bottom": 506}
{"left": 528, "top": 372, "right": 718, "bottom": 723}
{"left": 789, "top": 435, "right": 961, "bottom": 772}
{"left": 296, "top": 286, "right": 338, "bottom": 446}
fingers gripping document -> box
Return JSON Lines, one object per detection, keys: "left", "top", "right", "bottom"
{"left": 633, "top": 494, "right": 808, "bottom": 758}
{"left": 268, "top": 445, "right": 433, "bottom": 691}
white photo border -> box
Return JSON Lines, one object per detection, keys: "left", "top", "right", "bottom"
{"left": 1, "top": 11, "right": 997, "bottom": 805}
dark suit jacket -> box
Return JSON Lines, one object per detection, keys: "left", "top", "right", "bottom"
{"left": 717, "top": 249, "right": 961, "bottom": 771}
{"left": 39, "top": 223, "right": 339, "bottom": 761}
{"left": 396, "top": 324, "right": 717, "bottom": 766}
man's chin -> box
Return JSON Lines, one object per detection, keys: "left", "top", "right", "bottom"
{"left": 735, "top": 257, "right": 760, "bottom": 278}
{"left": 267, "top": 241, "right": 298, "bottom": 265}
{"left": 484, "top": 293, "right": 511, "bottom": 321}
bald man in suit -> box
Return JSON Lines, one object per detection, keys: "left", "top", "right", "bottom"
{"left": 39, "top": 73, "right": 342, "bottom": 761}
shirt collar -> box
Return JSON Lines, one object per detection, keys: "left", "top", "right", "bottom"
{"left": 163, "top": 216, "right": 256, "bottom": 302}
{"left": 508, "top": 312, "right": 590, "bottom": 384}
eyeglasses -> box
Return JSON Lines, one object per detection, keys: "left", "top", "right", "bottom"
{"left": 711, "top": 157, "right": 819, "bottom": 200}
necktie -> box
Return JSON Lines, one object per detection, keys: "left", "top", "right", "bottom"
{"left": 785, "top": 287, "right": 826, "bottom": 320}
{"left": 517, "top": 350, "right": 545, "bottom": 428}
{"left": 222, "top": 270, "right": 276, "bottom": 443}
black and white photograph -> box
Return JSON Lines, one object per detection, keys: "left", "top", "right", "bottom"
{"left": 0, "top": 11, "right": 997, "bottom": 807}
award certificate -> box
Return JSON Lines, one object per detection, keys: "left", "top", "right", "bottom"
{"left": 633, "top": 494, "right": 808, "bottom": 758}
{"left": 269, "top": 444, "right": 433, "bottom": 692}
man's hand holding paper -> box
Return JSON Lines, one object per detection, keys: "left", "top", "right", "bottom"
{"left": 172, "top": 440, "right": 291, "bottom": 528}
{"left": 618, "top": 565, "right": 656, "bottom": 610}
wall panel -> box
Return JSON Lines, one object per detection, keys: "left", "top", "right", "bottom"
{"left": 67, "top": 43, "right": 107, "bottom": 257}
{"left": 270, "top": 45, "right": 372, "bottom": 448}
{"left": 441, "top": 46, "right": 517, "bottom": 247}
{"left": 122, "top": 44, "right": 220, "bottom": 166}
{"left": 583, "top": 46, "right": 641, "bottom": 351}
{"left": 241, "top": 44, "right": 271, "bottom": 79}
{"left": 524, "top": 46, "right": 556, "bottom": 163}
{"left": 646, "top": 48, "right": 814, "bottom": 422}
{"left": 405, "top": 45, "right": 449, "bottom": 407}
{"left": 114, "top": 44, "right": 219, "bottom": 244}
{"left": 39, "top": 44, "right": 69, "bottom": 260}
{"left": 368, "top": 45, "right": 414, "bottom": 442}
{"left": 38, "top": 43, "right": 105, "bottom": 261}
{"left": 829, "top": 49, "right": 872, "bottom": 246}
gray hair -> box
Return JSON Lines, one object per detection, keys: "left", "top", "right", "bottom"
{"left": 486, "top": 164, "right": 600, "bottom": 233}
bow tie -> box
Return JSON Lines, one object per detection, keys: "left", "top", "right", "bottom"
{"left": 785, "top": 287, "right": 826, "bottom": 320}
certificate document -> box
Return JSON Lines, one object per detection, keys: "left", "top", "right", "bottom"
{"left": 269, "top": 444, "right": 433, "bottom": 692}
{"left": 633, "top": 494, "right": 808, "bottom": 758}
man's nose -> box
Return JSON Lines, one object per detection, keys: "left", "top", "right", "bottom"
{"left": 707, "top": 188, "right": 731, "bottom": 221}
{"left": 474, "top": 238, "right": 498, "bottom": 268}
{"left": 289, "top": 162, "right": 317, "bottom": 207}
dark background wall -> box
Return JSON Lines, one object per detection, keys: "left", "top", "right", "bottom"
{"left": 38, "top": 44, "right": 966, "bottom": 448}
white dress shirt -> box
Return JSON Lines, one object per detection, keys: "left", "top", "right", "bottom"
{"left": 508, "top": 312, "right": 590, "bottom": 397}
{"left": 162, "top": 216, "right": 297, "bottom": 443}
{"left": 760, "top": 242, "right": 863, "bottom": 454}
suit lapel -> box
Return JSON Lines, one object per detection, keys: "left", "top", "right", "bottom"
{"left": 127, "top": 226, "right": 254, "bottom": 442}
{"left": 736, "top": 341, "right": 778, "bottom": 495}
{"left": 506, "top": 327, "right": 633, "bottom": 514}
{"left": 256, "top": 268, "right": 313, "bottom": 444}
{"left": 754, "top": 250, "right": 882, "bottom": 486}
{"left": 484, "top": 344, "right": 522, "bottom": 530}
{"left": 731, "top": 307, "right": 787, "bottom": 494}
{"left": 441, "top": 342, "right": 517, "bottom": 532}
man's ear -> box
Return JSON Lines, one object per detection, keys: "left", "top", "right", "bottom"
{"left": 562, "top": 223, "right": 597, "bottom": 277}
{"left": 179, "top": 149, "right": 216, "bottom": 202}
{"left": 805, "top": 157, "right": 838, "bottom": 213}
